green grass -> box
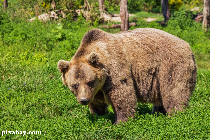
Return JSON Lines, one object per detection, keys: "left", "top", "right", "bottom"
{"left": 131, "top": 11, "right": 164, "bottom": 20}
{"left": 0, "top": 57, "right": 210, "bottom": 139}
{"left": 1, "top": 59, "right": 210, "bottom": 139}
{"left": 0, "top": 8, "right": 210, "bottom": 139}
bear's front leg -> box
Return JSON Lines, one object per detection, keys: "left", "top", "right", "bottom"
{"left": 88, "top": 90, "right": 108, "bottom": 116}
{"left": 108, "top": 80, "right": 137, "bottom": 124}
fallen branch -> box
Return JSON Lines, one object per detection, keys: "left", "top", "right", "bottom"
{"left": 195, "top": 15, "right": 204, "bottom": 23}
{"left": 103, "top": 22, "right": 136, "bottom": 28}
{"left": 193, "top": 14, "right": 210, "bottom": 24}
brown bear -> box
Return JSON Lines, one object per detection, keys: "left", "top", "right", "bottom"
{"left": 57, "top": 28, "right": 197, "bottom": 124}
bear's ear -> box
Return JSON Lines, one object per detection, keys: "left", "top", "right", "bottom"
{"left": 57, "top": 60, "right": 70, "bottom": 73}
{"left": 86, "top": 52, "right": 99, "bottom": 67}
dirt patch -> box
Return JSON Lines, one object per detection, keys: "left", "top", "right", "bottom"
{"left": 144, "top": 17, "right": 158, "bottom": 22}
{"left": 102, "top": 13, "right": 135, "bottom": 22}
{"left": 104, "top": 13, "right": 157, "bottom": 23}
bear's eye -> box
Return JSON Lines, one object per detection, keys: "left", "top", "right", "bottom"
{"left": 87, "top": 80, "right": 95, "bottom": 87}
{"left": 71, "top": 84, "right": 78, "bottom": 90}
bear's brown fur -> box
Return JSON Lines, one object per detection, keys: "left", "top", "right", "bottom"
{"left": 58, "top": 28, "right": 197, "bottom": 124}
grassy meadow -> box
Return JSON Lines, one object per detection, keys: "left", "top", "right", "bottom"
{"left": 0, "top": 2, "right": 210, "bottom": 139}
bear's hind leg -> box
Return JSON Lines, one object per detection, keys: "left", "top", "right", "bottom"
{"left": 161, "top": 87, "right": 191, "bottom": 115}
{"left": 159, "top": 63, "right": 195, "bottom": 115}
{"left": 152, "top": 105, "right": 167, "bottom": 115}
{"left": 162, "top": 95, "right": 189, "bottom": 115}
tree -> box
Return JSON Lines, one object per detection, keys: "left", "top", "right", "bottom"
{"left": 161, "top": 0, "right": 170, "bottom": 23}
{"left": 3, "top": 0, "right": 8, "bottom": 9}
{"left": 203, "top": 0, "right": 210, "bottom": 31}
{"left": 120, "top": 0, "right": 129, "bottom": 31}
{"left": 51, "top": 0, "right": 56, "bottom": 10}
{"left": 99, "top": 0, "right": 104, "bottom": 11}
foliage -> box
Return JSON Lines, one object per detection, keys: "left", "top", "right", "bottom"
{"left": 0, "top": 9, "right": 89, "bottom": 65}
{"left": 104, "top": 0, "right": 185, "bottom": 13}
{"left": 127, "top": 0, "right": 146, "bottom": 12}
{"left": 0, "top": 0, "right": 84, "bottom": 21}
{"left": 165, "top": 10, "right": 210, "bottom": 58}
{"left": 127, "top": 0, "right": 160, "bottom": 12}
{"left": 182, "top": 0, "right": 202, "bottom": 5}
{"left": 104, "top": 0, "right": 120, "bottom": 12}
{"left": 180, "top": 0, "right": 203, "bottom": 12}
{"left": 169, "top": 0, "right": 183, "bottom": 11}
{"left": 167, "top": 10, "right": 195, "bottom": 30}
{"left": 97, "top": 0, "right": 162, "bottom": 13}
{"left": 16, "top": 0, "right": 84, "bottom": 10}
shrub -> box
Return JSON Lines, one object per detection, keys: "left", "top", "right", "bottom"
{"left": 169, "top": 0, "right": 183, "bottom": 11}
{"left": 105, "top": 0, "right": 120, "bottom": 12}
{"left": 167, "top": 10, "right": 195, "bottom": 30}
{"left": 128, "top": 0, "right": 160, "bottom": 12}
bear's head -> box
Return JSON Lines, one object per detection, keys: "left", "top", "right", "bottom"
{"left": 58, "top": 52, "right": 107, "bottom": 105}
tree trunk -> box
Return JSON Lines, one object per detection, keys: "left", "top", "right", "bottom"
{"left": 99, "top": 0, "right": 104, "bottom": 11}
{"left": 203, "top": 0, "right": 210, "bottom": 31}
{"left": 3, "top": 0, "right": 8, "bottom": 9}
{"left": 51, "top": 0, "right": 56, "bottom": 10}
{"left": 120, "top": 0, "right": 129, "bottom": 31}
{"left": 84, "top": 0, "right": 90, "bottom": 11}
{"left": 161, "top": 0, "right": 170, "bottom": 23}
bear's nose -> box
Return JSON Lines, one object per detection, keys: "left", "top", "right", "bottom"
{"left": 80, "top": 98, "right": 89, "bottom": 105}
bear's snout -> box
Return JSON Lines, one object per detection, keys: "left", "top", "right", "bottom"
{"left": 80, "top": 98, "right": 89, "bottom": 105}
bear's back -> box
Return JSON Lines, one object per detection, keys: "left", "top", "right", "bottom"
{"left": 112, "top": 28, "right": 194, "bottom": 66}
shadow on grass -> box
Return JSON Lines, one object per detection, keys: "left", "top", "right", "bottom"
{"left": 87, "top": 103, "right": 153, "bottom": 124}
{"left": 136, "top": 103, "right": 152, "bottom": 115}
{"left": 87, "top": 111, "right": 115, "bottom": 124}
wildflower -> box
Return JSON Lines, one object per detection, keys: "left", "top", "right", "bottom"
{"left": 42, "top": 2, "right": 45, "bottom": 7}
{"left": 169, "top": 0, "right": 175, "bottom": 5}
{"left": 24, "top": 83, "right": 26, "bottom": 85}
{"left": 45, "top": 4, "right": 50, "bottom": 9}
{"left": 31, "top": 12, "right": 34, "bottom": 15}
